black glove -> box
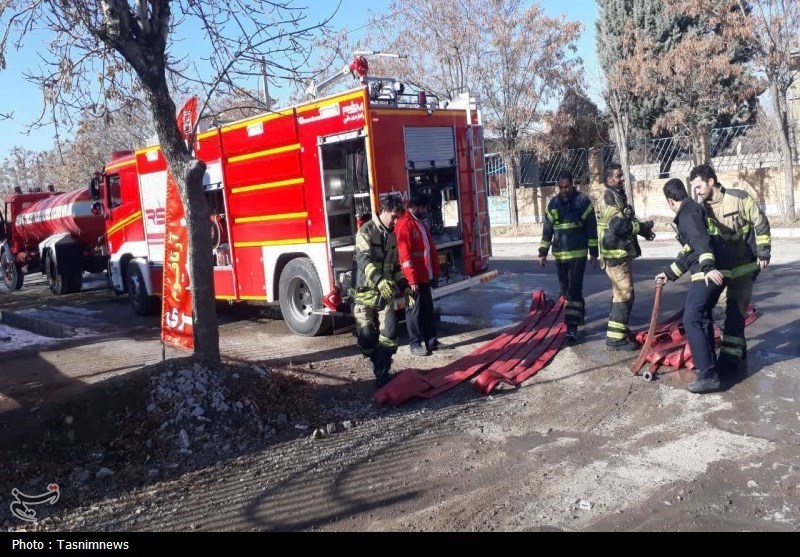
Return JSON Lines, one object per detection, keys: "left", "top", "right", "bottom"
{"left": 639, "top": 220, "right": 656, "bottom": 241}
{"left": 622, "top": 205, "right": 634, "bottom": 219}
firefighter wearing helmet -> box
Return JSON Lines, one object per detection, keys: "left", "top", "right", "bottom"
{"left": 351, "top": 194, "right": 410, "bottom": 388}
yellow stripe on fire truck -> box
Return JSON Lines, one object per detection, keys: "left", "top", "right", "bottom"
{"left": 106, "top": 211, "right": 142, "bottom": 236}
{"left": 231, "top": 177, "right": 304, "bottom": 195}
{"left": 104, "top": 159, "right": 137, "bottom": 173}
{"left": 234, "top": 236, "right": 327, "bottom": 248}
{"left": 234, "top": 211, "right": 308, "bottom": 224}
{"left": 226, "top": 143, "right": 301, "bottom": 164}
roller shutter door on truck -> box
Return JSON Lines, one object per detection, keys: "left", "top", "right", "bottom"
{"left": 404, "top": 127, "right": 456, "bottom": 169}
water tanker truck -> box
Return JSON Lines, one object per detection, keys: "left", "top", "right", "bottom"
{"left": 1, "top": 186, "right": 108, "bottom": 294}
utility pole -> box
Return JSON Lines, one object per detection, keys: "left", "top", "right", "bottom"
{"left": 261, "top": 57, "right": 271, "bottom": 111}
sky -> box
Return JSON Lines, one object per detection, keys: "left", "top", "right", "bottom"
{"left": 0, "top": 0, "right": 600, "bottom": 159}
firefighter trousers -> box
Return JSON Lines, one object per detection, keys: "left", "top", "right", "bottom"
{"left": 353, "top": 302, "right": 398, "bottom": 383}
{"left": 556, "top": 258, "right": 587, "bottom": 328}
{"left": 604, "top": 260, "right": 634, "bottom": 346}
{"left": 719, "top": 274, "right": 753, "bottom": 364}
{"left": 683, "top": 280, "right": 724, "bottom": 379}
{"left": 406, "top": 282, "right": 436, "bottom": 349}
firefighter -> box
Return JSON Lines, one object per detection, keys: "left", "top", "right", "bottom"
{"left": 655, "top": 179, "right": 726, "bottom": 394}
{"left": 690, "top": 164, "right": 771, "bottom": 376}
{"left": 538, "top": 170, "right": 598, "bottom": 342}
{"left": 352, "top": 195, "right": 410, "bottom": 388}
{"left": 595, "top": 163, "right": 656, "bottom": 351}
{"left": 396, "top": 192, "right": 441, "bottom": 356}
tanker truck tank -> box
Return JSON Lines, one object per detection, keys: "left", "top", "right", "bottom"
{"left": 1, "top": 187, "right": 108, "bottom": 294}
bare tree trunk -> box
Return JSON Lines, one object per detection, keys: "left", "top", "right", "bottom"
{"left": 502, "top": 151, "right": 520, "bottom": 227}
{"left": 610, "top": 109, "right": 634, "bottom": 207}
{"left": 770, "top": 80, "right": 796, "bottom": 222}
{"left": 147, "top": 80, "right": 221, "bottom": 366}
{"left": 691, "top": 125, "right": 711, "bottom": 166}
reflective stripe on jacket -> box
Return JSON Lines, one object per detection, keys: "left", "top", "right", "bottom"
{"left": 594, "top": 186, "right": 642, "bottom": 266}
{"left": 538, "top": 190, "right": 598, "bottom": 261}
{"left": 352, "top": 215, "right": 406, "bottom": 308}
{"left": 663, "top": 199, "right": 722, "bottom": 282}
{"left": 703, "top": 187, "right": 771, "bottom": 278}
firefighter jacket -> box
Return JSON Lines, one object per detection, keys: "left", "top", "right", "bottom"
{"left": 538, "top": 190, "right": 598, "bottom": 261}
{"left": 395, "top": 211, "right": 440, "bottom": 286}
{"left": 352, "top": 215, "right": 408, "bottom": 308}
{"left": 595, "top": 186, "right": 649, "bottom": 266}
{"left": 663, "top": 199, "right": 723, "bottom": 283}
{"left": 702, "top": 187, "right": 771, "bottom": 279}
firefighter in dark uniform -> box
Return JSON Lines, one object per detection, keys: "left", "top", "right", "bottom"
{"left": 655, "top": 179, "right": 727, "bottom": 393}
{"left": 352, "top": 195, "right": 410, "bottom": 388}
{"left": 690, "top": 164, "right": 771, "bottom": 376}
{"left": 538, "top": 171, "right": 598, "bottom": 342}
{"left": 595, "top": 163, "right": 656, "bottom": 350}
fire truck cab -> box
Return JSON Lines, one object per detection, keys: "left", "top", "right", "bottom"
{"left": 93, "top": 77, "right": 495, "bottom": 336}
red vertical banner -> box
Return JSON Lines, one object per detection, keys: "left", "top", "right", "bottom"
{"left": 161, "top": 173, "right": 194, "bottom": 350}
{"left": 177, "top": 96, "right": 198, "bottom": 140}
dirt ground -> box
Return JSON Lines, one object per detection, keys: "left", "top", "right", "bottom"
{"left": 1, "top": 239, "right": 798, "bottom": 532}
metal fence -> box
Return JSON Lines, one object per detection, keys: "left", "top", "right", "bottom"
{"left": 485, "top": 152, "right": 538, "bottom": 185}
{"left": 486, "top": 123, "right": 800, "bottom": 186}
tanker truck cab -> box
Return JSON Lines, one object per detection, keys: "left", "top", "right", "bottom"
{"left": 96, "top": 149, "right": 162, "bottom": 316}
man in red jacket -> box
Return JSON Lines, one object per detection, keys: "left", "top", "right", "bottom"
{"left": 396, "top": 192, "right": 441, "bottom": 356}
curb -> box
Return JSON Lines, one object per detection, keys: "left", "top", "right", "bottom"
{"left": 0, "top": 309, "right": 76, "bottom": 339}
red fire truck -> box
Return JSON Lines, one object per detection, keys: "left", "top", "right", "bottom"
{"left": 91, "top": 72, "right": 496, "bottom": 336}
{"left": 1, "top": 188, "right": 108, "bottom": 294}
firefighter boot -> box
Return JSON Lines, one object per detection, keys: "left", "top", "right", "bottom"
{"left": 565, "top": 325, "right": 579, "bottom": 343}
{"left": 373, "top": 349, "right": 392, "bottom": 388}
{"left": 410, "top": 343, "right": 431, "bottom": 357}
{"left": 687, "top": 372, "right": 721, "bottom": 394}
{"left": 606, "top": 340, "right": 639, "bottom": 352}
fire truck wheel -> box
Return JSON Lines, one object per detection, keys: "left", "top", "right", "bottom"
{"left": 128, "top": 265, "right": 157, "bottom": 316}
{"left": 2, "top": 259, "right": 24, "bottom": 291}
{"left": 278, "top": 257, "right": 332, "bottom": 337}
{"left": 69, "top": 269, "right": 83, "bottom": 293}
{"left": 45, "top": 253, "right": 70, "bottom": 295}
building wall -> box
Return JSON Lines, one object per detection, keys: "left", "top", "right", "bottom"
{"left": 508, "top": 164, "right": 800, "bottom": 224}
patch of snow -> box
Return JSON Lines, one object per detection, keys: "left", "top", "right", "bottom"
{"left": 0, "top": 324, "right": 58, "bottom": 353}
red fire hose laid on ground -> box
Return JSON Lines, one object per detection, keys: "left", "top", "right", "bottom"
{"left": 630, "top": 298, "right": 760, "bottom": 381}
{"left": 374, "top": 290, "right": 567, "bottom": 406}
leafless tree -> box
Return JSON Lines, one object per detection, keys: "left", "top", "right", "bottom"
{"left": 745, "top": 0, "right": 800, "bottom": 221}
{"left": 475, "top": 0, "right": 583, "bottom": 226}
{"left": 0, "top": 1, "right": 334, "bottom": 365}
{"left": 339, "top": 0, "right": 582, "bottom": 227}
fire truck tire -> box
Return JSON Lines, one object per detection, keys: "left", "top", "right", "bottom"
{"left": 128, "top": 265, "right": 158, "bottom": 316}
{"left": 2, "top": 260, "right": 24, "bottom": 291}
{"left": 45, "top": 253, "right": 70, "bottom": 295}
{"left": 278, "top": 257, "right": 332, "bottom": 337}
{"left": 69, "top": 269, "right": 83, "bottom": 293}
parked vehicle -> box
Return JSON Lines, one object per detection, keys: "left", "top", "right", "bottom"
{"left": 1, "top": 187, "right": 108, "bottom": 294}
{"left": 87, "top": 61, "right": 497, "bottom": 335}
